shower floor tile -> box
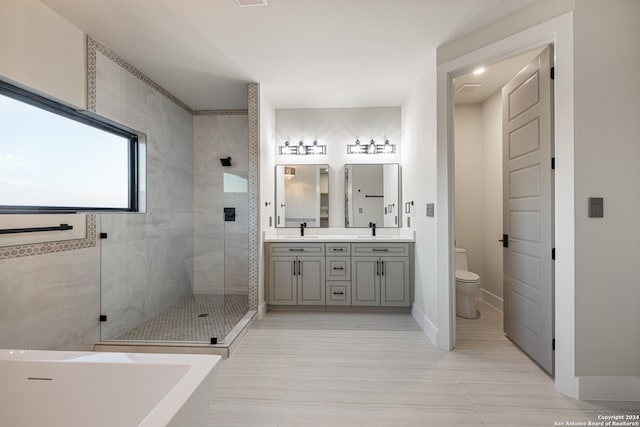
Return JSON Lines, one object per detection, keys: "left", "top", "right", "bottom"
{"left": 115, "top": 293, "right": 249, "bottom": 342}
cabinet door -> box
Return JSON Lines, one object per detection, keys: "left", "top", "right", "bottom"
{"left": 298, "top": 257, "right": 325, "bottom": 305}
{"left": 269, "top": 256, "right": 297, "bottom": 305}
{"left": 380, "top": 256, "right": 410, "bottom": 306}
{"left": 351, "top": 257, "right": 380, "bottom": 306}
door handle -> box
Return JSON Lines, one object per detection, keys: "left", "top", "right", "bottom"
{"left": 376, "top": 260, "right": 380, "bottom": 276}
{"left": 333, "top": 291, "right": 345, "bottom": 295}
{"left": 333, "top": 266, "right": 344, "bottom": 270}
{"left": 292, "top": 260, "right": 296, "bottom": 276}
{"left": 381, "top": 260, "right": 385, "bottom": 276}
{"left": 499, "top": 234, "right": 509, "bottom": 248}
{"left": 373, "top": 248, "right": 388, "bottom": 252}
{"left": 298, "top": 260, "right": 302, "bottom": 276}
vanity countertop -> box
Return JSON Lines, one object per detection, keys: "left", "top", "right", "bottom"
{"left": 263, "top": 231, "right": 415, "bottom": 243}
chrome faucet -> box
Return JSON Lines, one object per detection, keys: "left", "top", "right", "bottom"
{"left": 300, "top": 222, "right": 307, "bottom": 236}
{"left": 369, "top": 222, "right": 376, "bottom": 237}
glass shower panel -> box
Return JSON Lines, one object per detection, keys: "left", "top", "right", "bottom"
{"left": 223, "top": 171, "right": 249, "bottom": 338}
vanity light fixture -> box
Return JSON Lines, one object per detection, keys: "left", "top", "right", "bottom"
{"left": 279, "top": 140, "right": 326, "bottom": 155}
{"left": 347, "top": 138, "right": 395, "bottom": 154}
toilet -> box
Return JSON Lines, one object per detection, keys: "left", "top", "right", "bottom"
{"left": 455, "top": 248, "right": 481, "bottom": 319}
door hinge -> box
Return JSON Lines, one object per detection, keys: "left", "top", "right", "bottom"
{"left": 552, "top": 338, "right": 556, "bottom": 351}
{"left": 99, "top": 315, "right": 107, "bottom": 322}
{"left": 552, "top": 248, "right": 556, "bottom": 260}
{"left": 550, "top": 67, "right": 555, "bottom": 80}
{"left": 210, "top": 337, "right": 218, "bottom": 345}
{"left": 100, "top": 232, "right": 108, "bottom": 239}
{"left": 551, "top": 157, "right": 555, "bottom": 170}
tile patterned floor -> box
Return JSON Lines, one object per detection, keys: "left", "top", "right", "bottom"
{"left": 115, "top": 293, "right": 249, "bottom": 342}
{"left": 204, "top": 300, "right": 639, "bottom": 426}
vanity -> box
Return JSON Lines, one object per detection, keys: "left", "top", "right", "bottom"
{"left": 264, "top": 237, "right": 414, "bottom": 310}
{"left": 267, "top": 161, "right": 412, "bottom": 311}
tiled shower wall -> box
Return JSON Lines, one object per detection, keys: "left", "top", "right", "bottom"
{"left": 91, "top": 40, "right": 196, "bottom": 340}
{"left": 193, "top": 114, "right": 249, "bottom": 295}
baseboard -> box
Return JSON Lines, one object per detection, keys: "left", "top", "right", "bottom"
{"left": 258, "top": 302, "right": 267, "bottom": 319}
{"left": 480, "top": 288, "right": 503, "bottom": 312}
{"left": 577, "top": 376, "right": 640, "bottom": 401}
{"left": 411, "top": 303, "right": 437, "bottom": 346}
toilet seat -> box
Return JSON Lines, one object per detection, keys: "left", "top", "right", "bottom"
{"left": 455, "top": 269, "right": 479, "bottom": 282}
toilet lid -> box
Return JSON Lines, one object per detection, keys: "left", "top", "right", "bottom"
{"left": 455, "top": 270, "right": 479, "bottom": 282}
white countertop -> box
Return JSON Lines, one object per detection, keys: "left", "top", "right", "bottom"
{"left": 263, "top": 229, "right": 415, "bottom": 243}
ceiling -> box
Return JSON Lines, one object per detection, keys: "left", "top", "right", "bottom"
{"left": 40, "top": 0, "right": 543, "bottom": 110}
{"left": 454, "top": 47, "right": 544, "bottom": 105}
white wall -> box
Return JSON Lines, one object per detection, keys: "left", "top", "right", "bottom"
{"left": 0, "top": 0, "right": 85, "bottom": 108}
{"left": 454, "top": 105, "right": 484, "bottom": 279}
{"left": 481, "top": 92, "right": 504, "bottom": 307}
{"left": 258, "top": 89, "right": 276, "bottom": 314}
{"left": 275, "top": 108, "right": 401, "bottom": 228}
{"left": 573, "top": 0, "right": 640, "bottom": 380}
{"left": 401, "top": 53, "right": 440, "bottom": 343}
{"left": 453, "top": 95, "right": 503, "bottom": 310}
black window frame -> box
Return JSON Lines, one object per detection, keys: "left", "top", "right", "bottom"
{"left": 0, "top": 80, "right": 140, "bottom": 214}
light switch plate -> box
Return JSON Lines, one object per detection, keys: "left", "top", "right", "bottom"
{"left": 426, "top": 203, "right": 435, "bottom": 217}
{"left": 588, "top": 197, "right": 604, "bottom": 218}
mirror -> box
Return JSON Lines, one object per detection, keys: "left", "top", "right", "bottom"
{"left": 345, "top": 164, "right": 400, "bottom": 228}
{"left": 275, "top": 164, "right": 329, "bottom": 228}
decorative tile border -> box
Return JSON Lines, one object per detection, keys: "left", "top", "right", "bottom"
{"left": 193, "top": 110, "right": 248, "bottom": 116}
{"left": 248, "top": 83, "right": 260, "bottom": 312}
{"left": 86, "top": 36, "right": 193, "bottom": 114}
{"left": 0, "top": 215, "right": 97, "bottom": 260}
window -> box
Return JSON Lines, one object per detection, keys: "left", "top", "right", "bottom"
{"left": 0, "top": 80, "right": 141, "bottom": 213}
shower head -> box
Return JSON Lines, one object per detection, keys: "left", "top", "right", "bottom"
{"left": 220, "top": 157, "right": 232, "bottom": 167}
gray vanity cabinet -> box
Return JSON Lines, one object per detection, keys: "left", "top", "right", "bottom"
{"left": 267, "top": 244, "right": 325, "bottom": 305}
{"left": 266, "top": 241, "right": 411, "bottom": 308}
{"left": 325, "top": 243, "right": 351, "bottom": 305}
{"left": 351, "top": 243, "right": 411, "bottom": 307}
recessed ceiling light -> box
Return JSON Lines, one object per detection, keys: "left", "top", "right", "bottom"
{"left": 237, "top": 0, "right": 269, "bottom": 7}
{"left": 473, "top": 67, "right": 485, "bottom": 75}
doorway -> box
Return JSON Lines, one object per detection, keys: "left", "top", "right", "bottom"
{"left": 452, "top": 46, "right": 554, "bottom": 374}
{"left": 436, "top": 12, "right": 576, "bottom": 397}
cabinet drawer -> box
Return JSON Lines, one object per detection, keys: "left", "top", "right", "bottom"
{"left": 326, "top": 257, "right": 351, "bottom": 280}
{"left": 326, "top": 281, "right": 351, "bottom": 305}
{"left": 351, "top": 243, "right": 409, "bottom": 257}
{"left": 326, "top": 243, "right": 350, "bottom": 256}
{"left": 268, "top": 243, "right": 325, "bottom": 257}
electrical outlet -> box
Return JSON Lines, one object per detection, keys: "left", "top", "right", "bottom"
{"left": 426, "top": 203, "right": 435, "bottom": 217}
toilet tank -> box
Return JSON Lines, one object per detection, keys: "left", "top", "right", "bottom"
{"left": 455, "top": 248, "right": 468, "bottom": 271}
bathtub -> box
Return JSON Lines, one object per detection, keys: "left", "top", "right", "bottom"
{"left": 0, "top": 350, "right": 220, "bottom": 427}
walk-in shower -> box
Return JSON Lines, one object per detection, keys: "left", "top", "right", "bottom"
{"left": 99, "top": 112, "right": 253, "bottom": 345}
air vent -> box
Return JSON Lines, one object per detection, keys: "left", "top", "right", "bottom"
{"left": 237, "top": 0, "right": 269, "bottom": 7}
{"left": 454, "top": 83, "right": 483, "bottom": 95}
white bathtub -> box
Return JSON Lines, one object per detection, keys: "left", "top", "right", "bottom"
{"left": 0, "top": 350, "right": 220, "bottom": 427}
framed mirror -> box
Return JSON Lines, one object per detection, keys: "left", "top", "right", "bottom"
{"left": 345, "top": 163, "right": 400, "bottom": 228}
{"left": 275, "top": 164, "right": 329, "bottom": 228}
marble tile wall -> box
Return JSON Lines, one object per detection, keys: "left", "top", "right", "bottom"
{"left": 0, "top": 244, "right": 100, "bottom": 350}
{"left": 94, "top": 51, "right": 195, "bottom": 340}
{"left": 193, "top": 115, "right": 249, "bottom": 296}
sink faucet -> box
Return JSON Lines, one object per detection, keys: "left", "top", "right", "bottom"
{"left": 300, "top": 222, "right": 307, "bottom": 236}
{"left": 369, "top": 222, "right": 376, "bottom": 237}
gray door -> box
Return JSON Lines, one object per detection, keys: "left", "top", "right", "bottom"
{"left": 298, "top": 257, "right": 325, "bottom": 305}
{"left": 269, "top": 256, "right": 297, "bottom": 305}
{"left": 351, "top": 257, "right": 380, "bottom": 306}
{"left": 380, "top": 257, "right": 410, "bottom": 306}
{"left": 502, "top": 46, "right": 554, "bottom": 374}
